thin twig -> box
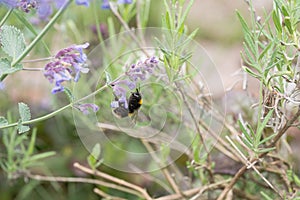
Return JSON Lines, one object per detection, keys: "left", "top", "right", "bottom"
{"left": 73, "top": 162, "right": 153, "bottom": 200}
{"left": 93, "top": 188, "right": 127, "bottom": 200}
{"left": 24, "top": 171, "right": 141, "bottom": 197}
{"left": 217, "top": 106, "right": 300, "bottom": 200}
{"left": 22, "top": 57, "right": 53, "bottom": 63}
{"left": 155, "top": 179, "right": 231, "bottom": 200}
{"left": 23, "top": 67, "right": 44, "bottom": 71}
{"left": 175, "top": 82, "right": 214, "bottom": 183}
{"left": 225, "top": 136, "right": 283, "bottom": 198}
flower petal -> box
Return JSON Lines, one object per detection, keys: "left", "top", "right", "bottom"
{"left": 75, "top": 0, "right": 90, "bottom": 7}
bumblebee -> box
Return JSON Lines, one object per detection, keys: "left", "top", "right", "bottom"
{"left": 128, "top": 88, "right": 143, "bottom": 117}
{"left": 113, "top": 88, "right": 142, "bottom": 119}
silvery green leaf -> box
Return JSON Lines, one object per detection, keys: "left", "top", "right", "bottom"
{"left": 0, "top": 58, "right": 23, "bottom": 76}
{"left": 0, "top": 25, "right": 26, "bottom": 60}
{"left": 18, "top": 102, "right": 31, "bottom": 122}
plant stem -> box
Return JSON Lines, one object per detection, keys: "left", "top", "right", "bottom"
{"left": 24, "top": 170, "right": 141, "bottom": 198}
{"left": 22, "top": 67, "right": 44, "bottom": 71}
{"left": 93, "top": 188, "right": 127, "bottom": 200}
{"left": 0, "top": 104, "right": 71, "bottom": 129}
{"left": 0, "top": 84, "right": 108, "bottom": 130}
{"left": 0, "top": 9, "right": 13, "bottom": 27}
{"left": 155, "top": 179, "right": 231, "bottom": 200}
{"left": 74, "top": 162, "right": 152, "bottom": 200}
{"left": 22, "top": 57, "right": 53, "bottom": 63}
{"left": 217, "top": 106, "right": 300, "bottom": 200}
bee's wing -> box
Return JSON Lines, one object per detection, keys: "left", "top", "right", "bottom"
{"left": 113, "top": 106, "right": 129, "bottom": 118}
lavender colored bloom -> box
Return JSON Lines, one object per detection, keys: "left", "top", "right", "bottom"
{"left": 117, "top": 0, "right": 132, "bottom": 4}
{"left": 18, "top": 0, "right": 37, "bottom": 13}
{"left": 75, "top": 0, "right": 90, "bottom": 7}
{"left": 114, "top": 80, "right": 136, "bottom": 90}
{"left": 0, "top": 0, "right": 18, "bottom": 8}
{"left": 44, "top": 43, "right": 89, "bottom": 94}
{"left": 110, "top": 57, "right": 159, "bottom": 110}
{"left": 125, "top": 57, "right": 159, "bottom": 81}
{"left": 75, "top": 103, "right": 99, "bottom": 115}
{"left": 101, "top": 0, "right": 133, "bottom": 9}
{"left": 0, "top": 81, "right": 5, "bottom": 90}
{"left": 101, "top": 0, "right": 109, "bottom": 9}
{"left": 36, "top": 0, "right": 53, "bottom": 20}
{"left": 54, "top": 0, "right": 67, "bottom": 8}
{"left": 37, "top": 0, "right": 69, "bottom": 21}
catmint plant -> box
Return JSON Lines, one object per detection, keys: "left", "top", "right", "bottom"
{"left": 43, "top": 43, "right": 90, "bottom": 94}
{"left": 110, "top": 57, "right": 159, "bottom": 110}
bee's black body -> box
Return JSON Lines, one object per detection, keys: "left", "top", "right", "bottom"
{"left": 113, "top": 88, "right": 142, "bottom": 119}
{"left": 128, "top": 89, "right": 142, "bottom": 115}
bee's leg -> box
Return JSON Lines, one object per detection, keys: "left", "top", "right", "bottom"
{"left": 129, "top": 112, "right": 138, "bottom": 124}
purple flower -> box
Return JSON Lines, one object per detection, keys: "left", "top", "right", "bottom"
{"left": 0, "top": 0, "right": 18, "bottom": 8}
{"left": 18, "top": 0, "right": 37, "bottom": 13}
{"left": 44, "top": 43, "right": 90, "bottom": 94}
{"left": 117, "top": 0, "right": 132, "bottom": 4}
{"left": 110, "top": 57, "right": 159, "bottom": 110}
{"left": 0, "top": 81, "right": 5, "bottom": 90}
{"left": 75, "top": 0, "right": 90, "bottom": 7}
{"left": 36, "top": 0, "right": 53, "bottom": 20}
{"left": 75, "top": 103, "right": 99, "bottom": 115}
{"left": 54, "top": 0, "right": 67, "bottom": 8}
{"left": 101, "top": 0, "right": 110, "bottom": 9}
{"left": 101, "top": 0, "right": 133, "bottom": 9}
{"left": 125, "top": 57, "right": 158, "bottom": 81}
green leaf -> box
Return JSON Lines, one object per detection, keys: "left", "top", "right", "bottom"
{"left": 0, "top": 116, "right": 8, "bottom": 127}
{"left": 87, "top": 143, "right": 102, "bottom": 170}
{"left": 17, "top": 120, "right": 30, "bottom": 134}
{"left": 18, "top": 102, "right": 31, "bottom": 122}
{"left": 258, "top": 133, "right": 276, "bottom": 145}
{"left": 243, "top": 66, "right": 261, "bottom": 79}
{"left": 236, "top": 11, "right": 251, "bottom": 35}
{"left": 0, "top": 25, "right": 26, "bottom": 60}
{"left": 238, "top": 120, "right": 253, "bottom": 145}
{"left": 288, "top": 170, "right": 300, "bottom": 187}
{"left": 105, "top": 70, "right": 112, "bottom": 84}
{"left": 255, "top": 147, "right": 276, "bottom": 153}
{"left": 272, "top": 10, "right": 282, "bottom": 34}
{"left": 244, "top": 31, "right": 257, "bottom": 56}
{"left": 241, "top": 135, "right": 253, "bottom": 149}
{"left": 261, "top": 191, "right": 273, "bottom": 200}
{"left": 281, "top": 5, "right": 289, "bottom": 17}
{"left": 284, "top": 17, "right": 293, "bottom": 34}
{"left": 91, "top": 143, "right": 101, "bottom": 159}
{"left": 177, "top": 0, "right": 194, "bottom": 30}
{"left": 26, "top": 128, "right": 37, "bottom": 157}
{"left": 0, "top": 58, "right": 23, "bottom": 76}
{"left": 165, "top": 11, "right": 172, "bottom": 30}
{"left": 255, "top": 109, "right": 274, "bottom": 146}
{"left": 163, "top": 0, "right": 173, "bottom": 30}
{"left": 258, "top": 42, "right": 273, "bottom": 61}
{"left": 246, "top": 124, "right": 256, "bottom": 139}
{"left": 26, "top": 151, "right": 56, "bottom": 162}
{"left": 64, "top": 87, "right": 74, "bottom": 103}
